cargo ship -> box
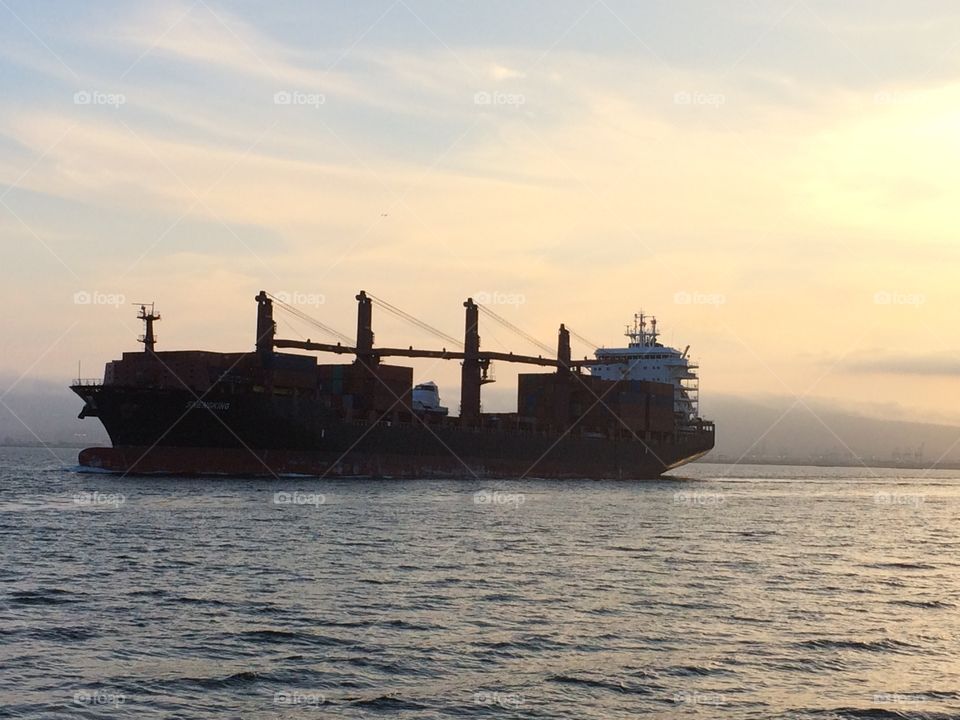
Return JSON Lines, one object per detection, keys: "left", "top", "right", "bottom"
{"left": 70, "top": 292, "right": 714, "bottom": 478}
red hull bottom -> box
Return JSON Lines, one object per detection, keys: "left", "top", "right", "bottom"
{"left": 76, "top": 445, "right": 700, "bottom": 479}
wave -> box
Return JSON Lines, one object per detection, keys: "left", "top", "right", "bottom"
{"left": 341, "top": 693, "right": 430, "bottom": 711}
{"left": 26, "top": 626, "right": 98, "bottom": 641}
{"left": 795, "top": 638, "right": 917, "bottom": 653}
{"left": 865, "top": 561, "right": 939, "bottom": 570}
{"left": 162, "top": 596, "right": 231, "bottom": 607}
{"left": 662, "top": 664, "right": 727, "bottom": 677}
{"left": 235, "top": 629, "right": 355, "bottom": 647}
{"left": 172, "top": 670, "right": 269, "bottom": 690}
{"left": 7, "top": 588, "right": 83, "bottom": 606}
{"left": 548, "top": 673, "right": 655, "bottom": 694}
{"left": 888, "top": 599, "right": 954, "bottom": 609}
{"left": 807, "top": 708, "right": 953, "bottom": 720}
{"left": 128, "top": 588, "right": 166, "bottom": 597}
{"left": 383, "top": 619, "right": 434, "bottom": 631}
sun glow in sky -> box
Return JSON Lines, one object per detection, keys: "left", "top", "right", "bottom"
{"left": 1, "top": 0, "right": 959, "bottom": 422}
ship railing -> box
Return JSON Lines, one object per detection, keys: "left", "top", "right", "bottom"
{"left": 72, "top": 378, "right": 104, "bottom": 387}
{"left": 348, "top": 415, "right": 563, "bottom": 438}
{"left": 677, "top": 419, "right": 714, "bottom": 433}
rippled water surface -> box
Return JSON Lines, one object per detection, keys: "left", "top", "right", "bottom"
{"left": 3, "top": 447, "right": 960, "bottom": 718}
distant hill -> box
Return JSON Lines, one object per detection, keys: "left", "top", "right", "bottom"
{"left": 3, "top": 377, "right": 959, "bottom": 468}
{"left": 703, "top": 395, "right": 960, "bottom": 467}
{"left": 0, "top": 377, "right": 108, "bottom": 447}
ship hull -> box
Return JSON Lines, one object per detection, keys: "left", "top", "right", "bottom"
{"left": 72, "top": 384, "right": 712, "bottom": 479}
{"left": 77, "top": 439, "right": 712, "bottom": 479}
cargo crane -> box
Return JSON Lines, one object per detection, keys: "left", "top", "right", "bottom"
{"left": 268, "top": 290, "right": 622, "bottom": 423}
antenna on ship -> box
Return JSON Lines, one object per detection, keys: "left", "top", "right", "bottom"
{"left": 133, "top": 302, "right": 160, "bottom": 352}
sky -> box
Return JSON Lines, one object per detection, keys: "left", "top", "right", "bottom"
{"left": 1, "top": 0, "right": 959, "bottom": 428}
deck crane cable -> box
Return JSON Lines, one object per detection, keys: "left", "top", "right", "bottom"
{"left": 477, "top": 304, "right": 555, "bottom": 357}
{"left": 276, "top": 311, "right": 342, "bottom": 345}
{"left": 266, "top": 292, "right": 354, "bottom": 345}
{"left": 566, "top": 326, "right": 598, "bottom": 352}
{"left": 366, "top": 293, "right": 463, "bottom": 349}
{"left": 277, "top": 316, "right": 308, "bottom": 341}
{"left": 272, "top": 299, "right": 353, "bottom": 344}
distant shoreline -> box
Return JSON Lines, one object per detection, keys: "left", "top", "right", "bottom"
{"left": 3, "top": 444, "right": 958, "bottom": 472}
{"left": 701, "top": 457, "right": 960, "bottom": 471}
{"left": 1, "top": 442, "right": 106, "bottom": 449}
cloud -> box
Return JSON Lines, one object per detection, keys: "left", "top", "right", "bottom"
{"left": 114, "top": 3, "right": 361, "bottom": 95}
{"left": 842, "top": 354, "right": 960, "bottom": 376}
{"left": 2, "top": 0, "right": 960, "bottom": 434}
{"left": 489, "top": 63, "right": 526, "bottom": 81}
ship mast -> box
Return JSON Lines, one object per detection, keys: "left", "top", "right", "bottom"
{"left": 134, "top": 303, "right": 160, "bottom": 352}
{"left": 624, "top": 311, "right": 660, "bottom": 348}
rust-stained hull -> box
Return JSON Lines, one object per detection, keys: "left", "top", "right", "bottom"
{"left": 76, "top": 428, "right": 714, "bottom": 480}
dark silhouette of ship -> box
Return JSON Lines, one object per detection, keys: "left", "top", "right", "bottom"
{"left": 70, "top": 292, "right": 714, "bottom": 478}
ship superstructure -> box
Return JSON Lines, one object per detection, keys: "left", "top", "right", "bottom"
{"left": 586, "top": 313, "right": 700, "bottom": 423}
